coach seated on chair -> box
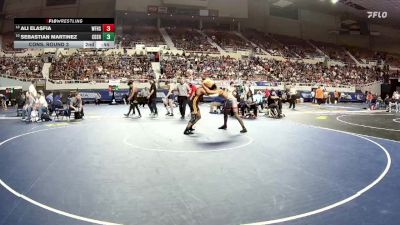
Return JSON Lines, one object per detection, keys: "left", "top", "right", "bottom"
{"left": 22, "top": 92, "right": 35, "bottom": 122}
{"left": 46, "top": 92, "right": 54, "bottom": 115}
{"left": 267, "top": 89, "right": 282, "bottom": 116}
{"left": 37, "top": 90, "right": 48, "bottom": 120}
{"left": 53, "top": 93, "right": 64, "bottom": 109}
{"left": 17, "top": 92, "right": 26, "bottom": 116}
{"left": 69, "top": 93, "right": 84, "bottom": 119}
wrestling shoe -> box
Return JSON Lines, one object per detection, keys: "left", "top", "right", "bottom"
{"left": 184, "top": 129, "right": 194, "bottom": 135}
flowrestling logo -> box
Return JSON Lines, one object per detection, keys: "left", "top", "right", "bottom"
{"left": 367, "top": 11, "right": 388, "bottom": 19}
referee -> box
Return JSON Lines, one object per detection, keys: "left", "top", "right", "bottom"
{"left": 176, "top": 77, "right": 190, "bottom": 119}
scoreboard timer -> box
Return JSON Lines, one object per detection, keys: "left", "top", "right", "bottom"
{"left": 14, "top": 18, "right": 115, "bottom": 49}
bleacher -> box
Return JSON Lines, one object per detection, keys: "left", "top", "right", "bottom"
{"left": 347, "top": 46, "right": 385, "bottom": 64}
{"left": 272, "top": 34, "right": 322, "bottom": 59}
{"left": 310, "top": 40, "right": 355, "bottom": 64}
{"left": 241, "top": 29, "right": 284, "bottom": 56}
{"left": 120, "top": 26, "right": 164, "bottom": 47}
{"left": 204, "top": 29, "right": 253, "bottom": 52}
{"left": 165, "top": 27, "right": 218, "bottom": 53}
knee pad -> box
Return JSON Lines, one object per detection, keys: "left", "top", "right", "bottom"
{"left": 190, "top": 114, "right": 197, "bottom": 123}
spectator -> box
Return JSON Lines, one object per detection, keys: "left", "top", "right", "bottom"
{"left": 253, "top": 91, "right": 264, "bottom": 111}
{"left": 384, "top": 94, "right": 390, "bottom": 109}
{"left": 0, "top": 93, "right": 7, "bottom": 110}
{"left": 264, "top": 88, "right": 271, "bottom": 99}
{"left": 241, "top": 91, "right": 257, "bottom": 118}
{"left": 334, "top": 90, "right": 340, "bottom": 104}
{"left": 324, "top": 90, "right": 331, "bottom": 104}
{"left": 366, "top": 92, "right": 373, "bottom": 110}
{"left": 95, "top": 93, "right": 101, "bottom": 105}
{"left": 0, "top": 57, "right": 43, "bottom": 80}
{"left": 389, "top": 91, "right": 399, "bottom": 113}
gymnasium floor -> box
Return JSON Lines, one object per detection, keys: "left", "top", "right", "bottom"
{"left": 0, "top": 103, "right": 399, "bottom": 225}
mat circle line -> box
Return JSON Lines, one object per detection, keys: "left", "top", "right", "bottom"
{"left": 242, "top": 125, "right": 392, "bottom": 225}
{"left": 336, "top": 114, "right": 400, "bottom": 132}
{"left": 0, "top": 126, "right": 121, "bottom": 225}
{"left": 123, "top": 134, "right": 254, "bottom": 153}
{"left": 0, "top": 123, "right": 392, "bottom": 225}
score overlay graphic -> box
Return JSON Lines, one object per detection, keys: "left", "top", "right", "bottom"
{"left": 14, "top": 18, "right": 115, "bottom": 49}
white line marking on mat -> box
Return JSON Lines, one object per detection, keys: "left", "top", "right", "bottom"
{"left": 0, "top": 117, "right": 20, "bottom": 120}
{"left": 0, "top": 127, "right": 123, "bottom": 225}
{"left": 336, "top": 115, "right": 400, "bottom": 132}
{"left": 123, "top": 135, "right": 254, "bottom": 153}
{"left": 242, "top": 125, "right": 392, "bottom": 225}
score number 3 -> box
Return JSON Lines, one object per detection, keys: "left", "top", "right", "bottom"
{"left": 102, "top": 24, "right": 114, "bottom": 32}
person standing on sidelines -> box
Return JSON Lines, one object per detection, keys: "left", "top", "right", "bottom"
{"left": 315, "top": 86, "right": 324, "bottom": 105}
{"left": 288, "top": 85, "right": 297, "bottom": 110}
{"left": 334, "top": 90, "right": 340, "bottom": 104}
{"left": 176, "top": 77, "right": 191, "bottom": 119}
{"left": 0, "top": 93, "right": 7, "bottom": 110}
{"left": 147, "top": 79, "right": 158, "bottom": 117}
{"left": 311, "top": 89, "right": 315, "bottom": 104}
{"left": 163, "top": 80, "right": 175, "bottom": 117}
{"left": 28, "top": 80, "right": 37, "bottom": 98}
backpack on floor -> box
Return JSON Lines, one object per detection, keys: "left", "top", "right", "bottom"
{"left": 41, "top": 113, "right": 52, "bottom": 121}
{"left": 74, "top": 111, "right": 84, "bottom": 119}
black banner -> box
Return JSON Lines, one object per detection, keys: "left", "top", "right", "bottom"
{"left": 46, "top": 0, "right": 77, "bottom": 7}
{"left": 15, "top": 24, "right": 104, "bottom": 32}
{"left": 14, "top": 18, "right": 114, "bottom": 24}
{"left": 147, "top": 5, "right": 219, "bottom": 17}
